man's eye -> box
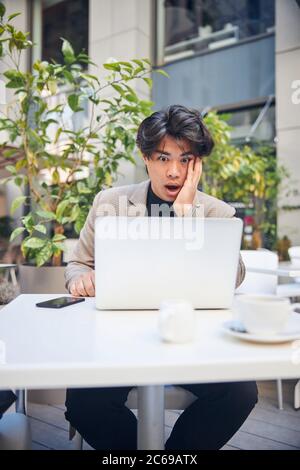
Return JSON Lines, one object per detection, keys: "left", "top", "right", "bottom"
{"left": 181, "top": 158, "right": 190, "bottom": 163}
{"left": 158, "top": 156, "right": 168, "bottom": 162}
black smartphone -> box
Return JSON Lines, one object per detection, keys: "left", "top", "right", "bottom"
{"left": 36, "top": 296, "right": 85, "bottom": 308}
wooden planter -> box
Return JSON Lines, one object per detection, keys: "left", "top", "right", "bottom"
{"left": 19, "top": 264, "right": 67, "bottom": 294}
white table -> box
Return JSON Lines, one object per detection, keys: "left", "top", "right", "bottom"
{"left": 1, "top": 294, "right": 300, "bottom": 449}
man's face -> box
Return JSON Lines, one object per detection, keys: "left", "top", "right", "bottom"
{"left": 142, "top": 135, "right": 197, "bottom": 201}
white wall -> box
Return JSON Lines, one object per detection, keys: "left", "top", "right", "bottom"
{"left": 89, "top": 0, "right": 152, "bottom": 186}
{"left": 276, "top": 0, "right": 300, "bottom": 244}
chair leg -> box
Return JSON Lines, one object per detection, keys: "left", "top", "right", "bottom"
{"left": 69, "top": 424, "right": 83, "bottom": 450}
{"left": 73, "top": 431, "right": 83, "bottom": 450}
{"left": 15, "top": 389, "right": 27, "bottom": 415}
{"left": 294, "top": 380, "right": 300, "bottom": 410}
{"left": 276, "top": 379, "right": 283, "bottom": 410}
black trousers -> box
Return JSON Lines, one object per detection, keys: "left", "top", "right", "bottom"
{"left": 65, "top": 381, "right": 257, "bottom": 450}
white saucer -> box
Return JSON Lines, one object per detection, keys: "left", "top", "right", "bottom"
{"left": 222, "top": 313, "right": 300, "bottom": 344}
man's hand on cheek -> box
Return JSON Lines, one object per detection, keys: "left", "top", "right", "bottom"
{"left": 173, "top": 158, "right": 202, "bottom": 216}
{"left": 70, "top": 271, "right": 95, "bottom": 297}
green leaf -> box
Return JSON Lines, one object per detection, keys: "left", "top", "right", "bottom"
{"left": 8, "top": 13, "right": 21, "bottom": 21}
{"left": 62, "top": 69, "right": 74, "bottom": 83}
{"left": 36, "top": 242, "right": 53, "bottom": 267}
{"left": 10, "top": 227, "right": 25, "bottom": 242}
{"left": 4, "top": 70, "right": 26, "bottom": 88}
{"left": 142, "top": 77, "right": 152, "bottom": 88}
{"left": 56, "top": 200, "right": 69, "bottom": 221}
{"left": 111, "top": 84, "right": 125, "bottom": 95}
{"left": 81, "top": 73, "right": 100, "bottom": 84}
{"left": 52, "top": 168, "right": 60, "bottom": 185}
{"left": 3, "top": 148, "right": 19, "bottom": 158}
{"left": 11, "top": 196, "right": 26, "bottom": 214}
{"left": 15, "top": 159, "right": 26, "bottom": 173}
{"left": 59, "top": 216, "right": 70, "bottom": 225}
{"left": 68, "top": 94, "right": 82, "bottom": 112}
{"left": 53, "top": 242, "right": 65, "bottom": 251}
{"left": 0, "top": 3, "right": 5, "bottom": 19}
{"left": 124, "top": 91, "right": 138, "bottom": 103}
{"left": 22, "top": 213, "right": 34, "bottom": 230}
{"left": 54, "top": 127, "right": 62, "bottom": 144}
{"left": 132, "top": 59, "right": 144, "bottom": 68}
{"left": 70, "top": 205, "right": 80, "bottom": 221}
{"left": 34, "top": 224, "right": 47, "bottom": 235}
{"left": 23, "top": 237, "right": 46, "bottom": 249}
{"left": 5, "top": 165, "right": 16, "bottom": 174}
{"left": 156, "top": 69, "right": 169, "bottom": 78}
{"left": 119, "top": 61, "right": 133, "bottom": 69}
{"left": 36, "top": 210, "right": 56, "bottom": 220}
{"left": 14, "top": 176, "right": 23, "bottom": 187}
{"left": 77, "top": 181, "right": 92, "bottom": 194}
{"left": 103, "top": 62, "right": 121, "bottom": 72}
{"left": 48, "top": 79, "right": 57, "bottom": 95}
{"left": 61, "top": 38, "right": 75, "bottom": 63}
{"left": 75, "top": 212, "right": 87, "bottom": 234}
{"left": 52, "top": 233, "right": 66, "bottom": 242}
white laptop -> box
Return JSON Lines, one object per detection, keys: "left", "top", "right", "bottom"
{"left": 95, "top": 216, "right": 243, "bottom": 310}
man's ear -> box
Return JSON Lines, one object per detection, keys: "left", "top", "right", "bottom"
{"left": 142, "top": 155, "right": 149, "bottom": 175}
{"left": 142, "top": 154, "right": 148, "bottom": 164}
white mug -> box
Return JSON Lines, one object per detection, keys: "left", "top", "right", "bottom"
{"left": 158, "top": 299, "right": 195, "bottom": 343}
{"left": 236, "top": 294, "right": 298, "bottom": 336}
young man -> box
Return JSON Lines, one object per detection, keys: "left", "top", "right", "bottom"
{"left": 64, "top": 105, "right": 257, "bottom": 450}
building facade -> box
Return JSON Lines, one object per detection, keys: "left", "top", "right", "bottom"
{"left": 0, "top": 0, "right": 299, "bottom": 244}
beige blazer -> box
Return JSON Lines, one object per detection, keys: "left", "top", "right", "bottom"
{"left": 65, "top": 179, "right": 245, "bottom": 290}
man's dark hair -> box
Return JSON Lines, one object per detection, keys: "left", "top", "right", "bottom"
{"left": 136, "top": 104, "right": 214, "bottom": 158}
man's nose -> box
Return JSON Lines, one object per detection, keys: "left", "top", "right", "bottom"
{"left": 166, "top": 161, "right": 181, "bottom": 178}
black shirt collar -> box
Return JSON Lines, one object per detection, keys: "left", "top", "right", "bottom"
{"left": 146, "top": 184, "right": 174, "bottom": 217}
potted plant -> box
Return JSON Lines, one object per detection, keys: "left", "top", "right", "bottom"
{"left": 202, "top": 112, "right": 288, "bottom": 250}
{"left": 0, "top": 3, "right": 158, "bottom": 293}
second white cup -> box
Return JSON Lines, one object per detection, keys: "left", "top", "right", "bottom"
{"left": 158, "top": 299, "right": 195, "bottom": 343}
{"left": 236, "top": 294, "right": 292, "bottom": 336}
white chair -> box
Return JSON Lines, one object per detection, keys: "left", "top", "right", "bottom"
{"left": 69, "top": 385, "right": 197, "bottom": 450}
{"left": 237, "top": 249, "right": 300, "bottom": 299}
{"left": 288, "top": 246, "right": 300, "bottom": 262}
{"left": 288, "top": 247, "right": 300, "bottom": 409}
{"left": 288, "top": 246, "right": 300, "bottom": 284}
{"left": 277, "top": 246, "right": 300, "bottom": 298}
{"left": 237, "top": 249, "right": 300, "bottom": 410}
{"left": 236, "top": 249, "right": 278, "bottom": 296}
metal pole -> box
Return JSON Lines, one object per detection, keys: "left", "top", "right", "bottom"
{"left": 137, "top": 385, "right": 165, "bottom": 450}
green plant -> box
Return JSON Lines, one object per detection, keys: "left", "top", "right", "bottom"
{"left": 275, "top": 235, "right": 291, "bottom": 262}
{"left": 203, "top": 112, "right": 288, "bottom": 248}
{"left": 0, "top": 3, "right": 164, "bottom": 266}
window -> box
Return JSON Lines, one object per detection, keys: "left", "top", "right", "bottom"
{"left": 42, "top": 0, "right": 89, "bottom": 64}
{"left": 225, "top": 103, "right": 275, "bottom": 145}
{"left": 157, "top": 0, "right": 275, "bottom": 63}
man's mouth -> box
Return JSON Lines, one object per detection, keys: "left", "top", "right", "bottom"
{"left": 164, "top": 184, "right": 181, "bottom": 195}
